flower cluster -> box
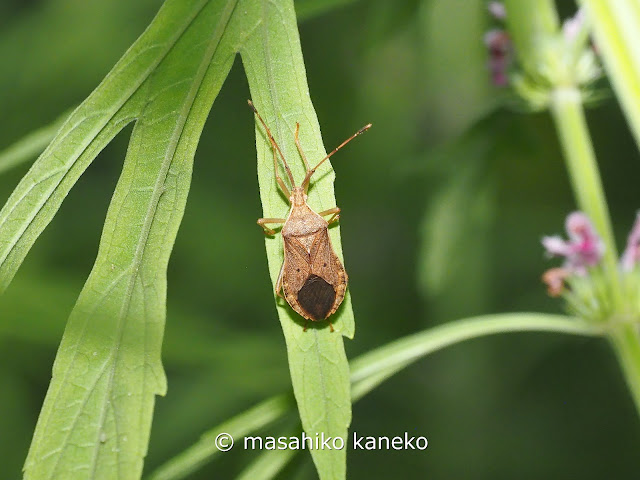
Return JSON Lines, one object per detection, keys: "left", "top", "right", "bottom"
{"left": 483, "top": 3, "right": 602, "bottom": 109}
{"left": 484, "top": 29, "right": 511, "bottom": 88}
{"left": 543, "top": 212, "right": 604, "bottom": 273}
{"left": 484, "top": 2, "right": 511, "bottom": 88}
{"left": 542, "top": 211, "right": 640, "bottom": 321}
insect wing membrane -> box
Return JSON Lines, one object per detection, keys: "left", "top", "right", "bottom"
{"left": 309, "top": 229, "right": 341, "bottom": 286}
{"left": 281, "top": 236, "right": 313, "bottom": 318}
{"left": 312, "top": 229, "right": 348, "bottom": 317}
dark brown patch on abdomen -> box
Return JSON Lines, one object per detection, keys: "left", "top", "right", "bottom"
{"left": 297, "top": 274, "right": 336, "bottom": 320}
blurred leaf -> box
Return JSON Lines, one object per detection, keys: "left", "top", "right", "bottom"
{"left": 0, "top": 364, "right": 34, "bottom": 478}
{"left": 295, "top": 0, "right": 359, "bottom": 20}
{"left": 240, "top": 1, "right": 354, "bottom": 478}
{"left": 0, "top": 270, "right": 284, "bottom": 372}
{"left": 350, "top": 313, "right": 600, "bottom": 400}
{"left": 417, "top": 118, "right": 498, "bottom": 318}
{"left": 150, "top": 312, "right": 599, "bottom": 479}
{"left": 20, "top": 1, "right": 241, "bottom": 478}
{"left": 146, "top": 395, "right": 293, "bottom": 480}
{"left": 235, "top": 431, "right": 299, "bottom": 480}
{"left": 420, "top": 0, "right": 495, "bottom": 139}
{"left": 418, "top": 159, "right": 494, "bottom": 297}
{"left": 502, "top": 0, "right": 560, "bottom": 70}
{"left": 579, "top": 1, "right": 640, "bottom": 155}
{"left": 362, "top": 0, "right": 421, "bottom": 46}
{"left": 0, "top": 109, "right": 70, "bottom": 175}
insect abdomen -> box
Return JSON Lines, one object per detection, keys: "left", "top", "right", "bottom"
{"left": 297, "top": 274, "right": 336, "bottom": 320}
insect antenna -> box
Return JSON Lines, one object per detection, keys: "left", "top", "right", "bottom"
{"left": 248, "top": 100, "right": 297, "bottom": 188}
{"left": 301, "top": 123, "right": 372, "bottom": 191}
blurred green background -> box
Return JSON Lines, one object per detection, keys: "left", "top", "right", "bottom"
{"left": 1, "top": 0, "right": 640, "bottom": 478}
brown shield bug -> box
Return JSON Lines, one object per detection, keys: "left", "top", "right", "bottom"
{"left": 249, "top": 100, "right": 371, "bottom": 331}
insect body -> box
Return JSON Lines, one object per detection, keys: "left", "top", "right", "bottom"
{"left": 249, "top": 100, "right": 370, "bottom": 330}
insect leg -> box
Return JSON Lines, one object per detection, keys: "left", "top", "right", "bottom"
{"left": 275, "top": 261, "right": 285, "bottom": 299}
{"left": 318, "top": 207, "right": 341, "bottom": 225}
{"left": 271, "top": 145, "right": 291, "bottom": 199}
{"left": 294, "top": 122, "right": 311, "bottom": 172}
{"left": 248, "top": 100, "right": 296, "bottom": 192}
{"left": 257, "top": 217, "right": 286, "bottom": 236}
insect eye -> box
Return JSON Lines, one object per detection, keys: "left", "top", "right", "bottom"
{"left": 296, "top": 268, "right": 300, "bottom": 272}
{"left": 323, "top": 263, "right": 327, "bottom": 267}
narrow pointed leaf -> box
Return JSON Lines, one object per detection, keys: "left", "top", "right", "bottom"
{"left": 240, "top": 1, "right": 354, "bottom": 478}
{"left": 22, "top": 1, "right": 243, "bottom": 478}
{"left": 150, "top": 312, "right": 600, "bottom": 480}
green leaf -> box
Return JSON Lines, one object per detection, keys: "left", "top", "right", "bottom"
{"left": 579, "top": 1, "right": 640, "bottom": 154}
{"left": 150, "top": 312, "right": 600, "bottom": 480}
{"left": 0, "top": 0, "right": 225, "bottom": 291}
{"left": 2, "top": 0, "right": 354, "bottom": 478}
{"left": 240, "top": 1, "right": 354, "bottom": 479}
{"left": 20, "top": 1, "right": 242, "bottom": 478}
{"left": 235, "top": 429, "right": 300, "bottom": 480}
{"left": 146, "top": 395, "right": 293, "bottom": 480}
{"left": 0, "top": 109, "right": 71, "bottom": 175}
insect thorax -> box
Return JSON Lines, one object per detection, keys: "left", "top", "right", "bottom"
{"left": 282, "top": 203, "right": 326, "bottom": 239}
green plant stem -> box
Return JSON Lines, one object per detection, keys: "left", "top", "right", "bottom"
{"left": 148, "top": 313, "right": 600, "bottom": 480}
{"left": 551, "top": 89, "right": 640, "bottom": 418}
{"left": 550, "top": 88, "right": 622, "bottom": 305}
{"left": 350, "top": 312, "right": 600, "bottom": 400}
{"left": 609, "top": 323, "right": 640, "bottom": 418}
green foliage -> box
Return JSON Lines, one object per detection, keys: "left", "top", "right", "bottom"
{"left": 240, "top": 1, "right": 354, "bottom": 477}
{"left": 235, "top": 436, "right": 299, "bottom": 480}
{"left": 4, "top": 0, "right": 640, "bottom": 479}
{"left": 148, "top": 312, "right": 600, "bottom": 479}
{"left": 504, "top": 0, "right": 640, "bottom": 420}
{"left": 17, "top": 1, "right": 240, "bottom": 478}
{"left": 1, "top": 0, "right": 352, "bottom": 478}
{"left": 147, "top": 395, "right": 292, "bottom": 480}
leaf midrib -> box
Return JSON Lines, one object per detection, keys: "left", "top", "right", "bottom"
{"left": 0, "top": 0, "right": 212, "bottom": 282}
{"left": 256, "top": 0, "right": 347, "bottom": 475}
{"left": 28, "top": 2, "right": 237, "bottom": 478}
{"left": 88, "top": 3, "right": 240, "bottom": 478}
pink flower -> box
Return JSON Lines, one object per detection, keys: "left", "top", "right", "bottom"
{"left": 621, "top": 213, "right": 640, "bottom": 272}
{"left": 484, "top": 29, "right": 512, "bottom": 87}
{"left": 488, "top": 2, "right": 507, "bottom": 20}
{"left": 562, "top": 9, "right": 585, "bottom": 41}
{"left": 542, "top": 211, "right": 604, "bottom": 275}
